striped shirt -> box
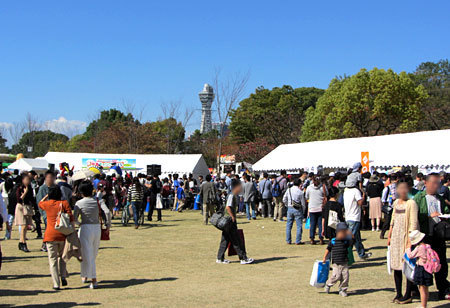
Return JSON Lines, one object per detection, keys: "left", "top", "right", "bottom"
{"left": 127, "top": 184, "right": 144, "bottom": 203}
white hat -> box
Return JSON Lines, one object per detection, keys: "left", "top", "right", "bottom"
{"left": 329, "top": 172, "right": 335, "bottom": 177}
{"left": 409, "top": 230, "right": 425, "bottom": 246}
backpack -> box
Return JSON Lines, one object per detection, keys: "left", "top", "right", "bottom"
{"left": 272, "top": 179, "right": 282, "bottom": 197}
{"left": 424, "top": 244, "right": 441, "bottom": 274}
{"left": 161, "top": 184, "right": 171, "bottom": 197}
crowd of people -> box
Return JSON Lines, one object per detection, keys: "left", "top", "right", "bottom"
{"left": 0, "top": 164, "right": 449, "bottom": 307}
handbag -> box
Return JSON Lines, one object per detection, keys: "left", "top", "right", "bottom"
{"left": 210, "top": 206, "right": 232, "bottom": 231}
{"left": 22, "top": 204, "right": 34, "bottom": 217}
{"left": 97, "top": 200, "right": 110, "bottom": 241}
{"left": 156, "top": 193, "right": 163, "bottom": 209}
{"left": 305, "top": 217, "right": 310, "bottom": 229}
{"left": 55, "top": 202, "right": 74, "bottom": 235}
{"left": 382, "top": 203, "right": 392, "bottom": 215}
{"left": 433, "top": 220, "right": 450, "bottom": 240}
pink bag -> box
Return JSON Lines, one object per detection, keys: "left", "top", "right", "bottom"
{"left": 424, "top": 244, "right": 441, "bottom": 274}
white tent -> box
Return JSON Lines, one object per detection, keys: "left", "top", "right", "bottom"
{"left": 7, "top": 158, "right": 49, "bottom": 172}
{"left": 253, "top": 129, "right": 450, "bottom": 172}
{"left": 43, "top": 152, "right": 210, "bottom": 178}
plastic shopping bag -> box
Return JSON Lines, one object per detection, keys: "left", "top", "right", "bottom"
{"left": 387, "top": 246, "right": 392, "bottom": 275}
{"left": 305, "top": 217, "right": 310, "bottom": 230}
{"left": 156, "top": 194, "right": 163, "bottom": 209}
{"left": 310, "top": 260, "right": 330, "bottom": 288}
{"left": 402, "top": 252, "right": 416, "bottom": 282}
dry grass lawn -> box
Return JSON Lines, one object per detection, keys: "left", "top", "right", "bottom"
{"left": 1, "top": 210, "right": 449, "bottom": 308}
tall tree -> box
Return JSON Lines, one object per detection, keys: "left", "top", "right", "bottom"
{"left": 229, "top": 86, "right": 324, "bottom": 145}
{"left": 301, "top": 68, "right": 428, "bottom": 142}
{"left": 12, "top": 130, "right": 69, "bottom": 157}
{"left": 411, "top": 59, "right": 450, "bottom": 130}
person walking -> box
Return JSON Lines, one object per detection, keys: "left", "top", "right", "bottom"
{"left": 199, "top": 174, "right": 217, "bottom": 225}
{"left": 322, "top": 186, "right": 344, "bottom": 240}
{"left": 258, "top": 173, "right": 272, "bottom": 218}
{"left": 15, "top": 174, "right": 35, "bottom": 253}
{"left": 343, "top": 181, "right": 371, "bottom": 260}
{"left": 127, "top": 177, "right": 144, "bottom": 228}
{"left": 39, "top": 186, "right": 75, "bottom": 290}
{"left": 283, "top": 178, "right": 306, "bottom": 245}
{"left": 305, "top": 176, "right": 327, "bottom": 245}
{"left": 387, "top": 180, "right": 419, "bottom": 304}
{"left": 367, "top": 174, "right": 384, "bottom": 232}
{"left": 272, "top": 170, "right": 288, "bottom": 222}
{"left": 74, "top": 181, "right": 111, "bottom": 289}
{"left": 216, "top": 179, "right": 254, "bottom": 265}
{"left": 242, "top": 174, "right": 257, "bottom": 220}
{"left": 414, "top": 173, "right": 450, "bottom": 300}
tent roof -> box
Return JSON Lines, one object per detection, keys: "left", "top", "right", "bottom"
{"left": 44, "top": 152, "right": 209, "bottom": 175}
{"left": 8, "top": 158, "right": 49, "bottom": 171}
{"left": 253, "top": 129, "right": 450, "bottom": 172}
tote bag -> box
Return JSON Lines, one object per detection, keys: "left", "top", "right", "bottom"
{"left": 386, "top": 246, "right": 392, "bottom": 275}
{"left": 156, "top": 194, "right": 163, "bottom": 209}
{"left": 402, "top": 253, "right": 416, "bottom": 282}
{"left": 310, "top": 260, "right": 330, "bottom": 287}
{"left": 55, "top": 203, "right": 74, "bottom": 235}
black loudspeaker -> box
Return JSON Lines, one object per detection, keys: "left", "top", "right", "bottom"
{"left": 147, "top": 164, "right": 162, "bottom": 176}
{"left": 49, "top": 163, "right": 55, "bottom": 172}
{"left": 0, "top": 161, "right": 3, "bottom": 172}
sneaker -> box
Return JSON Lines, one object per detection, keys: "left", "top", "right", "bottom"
{"left": 216, "top": 259, "right": 230, "bottom": 264}
{"left": 324, "top": 285, "right": 330, "bottom": 294}
{"left": 240, "top": 258, "right": 254, "bottom": 265}
{"left": 89, "top": 282, "right": 98, "bottom": 289}
{"left": 339, "top": 290, "right": 348, "bottom": 297}
{"left": 359, "top": 252, "right": 372, "bottom": 260}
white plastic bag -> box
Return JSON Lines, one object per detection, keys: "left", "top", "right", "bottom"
{"left": 310, "top": 260, "right": 330, "bottom": 288}
{"left": 402, "top": 253, "right": 416, "bottom": 282}
{"left": 387, "top": 246, "right": 392, "bottom": 275}
{"left": 156, "top": 193, "right": 163, "bottom": 209}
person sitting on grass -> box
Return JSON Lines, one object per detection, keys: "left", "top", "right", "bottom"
{"left": 323, "top": 222, "right": 353, "bottom": 297}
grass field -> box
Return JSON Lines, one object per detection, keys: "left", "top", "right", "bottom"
{"left": 0, "top": 210, "right": 449, "bottom": 308}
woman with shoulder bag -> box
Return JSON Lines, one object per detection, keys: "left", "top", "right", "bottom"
{"left": 74, "top": 181, "right": 111, "bottom": 289}
{"left": 39, "top": 186, "right": 75, "bottom": 290}
{"left": 15, "top": 174, "right": 35, "bottom": 252}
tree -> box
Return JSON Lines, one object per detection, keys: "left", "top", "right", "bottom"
{"left": 12, "top": 130, "right": 69, "bottom": 157}
{"left": 229, "top": 86, "right": 324, "bottom": 145}
{"left": 0, "top": 131, "right": 8, "bottom": 153}
{"left": 184, "top": 129, "right": 220, "bottom": 167}
{"left": 301, "top": 68, "right": 428, "bottom": 142}
{"left": 234, "top": 138, "right": 276, "bottom": 164}
{"left": 411, "top": 59, "right": 450, "bottom": 130}
{"left": 84, "top": 109, "right": 135, "bottom": 139}
{"left": 212, "top": 69, "right": 250, "bottom": 174}
{"left": 151, "top": 118, "right": 185, "bottom": 154}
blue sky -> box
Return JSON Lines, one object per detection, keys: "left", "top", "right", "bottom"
{"left": 0, "top": 1, "right": 449, "bottom": 140}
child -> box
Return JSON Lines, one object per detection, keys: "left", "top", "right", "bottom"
{"left": 322, "top": 222, "right": 353, "bottom": 297}
{"left": 177, "top": 181, "right": 186, "bottom": 212}
{"left": 406, "top": 230, "right": 438, "bottom": 308}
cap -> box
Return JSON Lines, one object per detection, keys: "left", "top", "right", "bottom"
{"left": 352, "top": 162, "right": 362, "bottom": 172}
{"left": 329, "top": 172, "right": 335, "bottom": 177}
{"left": 336, "top": 222, "right": 348, "bottom": 232}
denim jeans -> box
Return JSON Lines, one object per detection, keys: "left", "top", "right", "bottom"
{"left": 286, "top": 207, "right": 303, "bottom": 244}
{"left": 131, "top": 201, "right": 142, "bottom": 226}
{"left": 347, "top": 220, "right": 365, "bottom": 257}
{"left": 245, "top": 201, "right": 257, "bottom": 220}
{"left": 309, "top": 212, "right": 323, "bottom": 240}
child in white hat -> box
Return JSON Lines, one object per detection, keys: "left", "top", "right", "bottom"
{"left": 406, "top": 230, "right": 440, "bottom": 308}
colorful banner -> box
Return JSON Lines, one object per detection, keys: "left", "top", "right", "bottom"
{"left": 361, "top": 152, "right": 369, "bottom": 173}
{"left": 82, "top": 158, "right": 136, "bottom": 170}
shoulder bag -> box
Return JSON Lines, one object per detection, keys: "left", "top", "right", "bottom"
{"left": 55, "top": 202, "right": 74, "bottom": 235}
{"left": 97, "top": 200, "right": 110, "bottom": 241}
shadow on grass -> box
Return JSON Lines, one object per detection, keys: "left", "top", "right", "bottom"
{"left": 98, "top": 246, "right": 124, "bottom": 250}
{"left": 350, "top": 287, "right": 394, "bottom": 295}
{"left": 99, "top": 277, "right": 178, "bottom": 289}
{"left": 253, "top": 256, "right": 301, "bottom": 264}
{"left": 1, "top": 272, "right": 81, "bottom": 280}
{"left": 2, "top": 255, "right": 47, "bottom": 263}
{"left": 3, "top": 302, "right": 100, "bottom": 307}
{"left": 139, "top": 224, "right": 178, "bottom": 229}
{"left": 0, "top": 289, "right": 58, "bottom": 297}
{"left": 351, "top": 261, "right": 386, "bottom": 269}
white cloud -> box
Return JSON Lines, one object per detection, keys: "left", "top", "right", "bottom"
{"left": 0, "top": 122, "right": 13, "bottom": 130}
{"left": 43, "top": 117, "right": 87, "bottom": 137}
